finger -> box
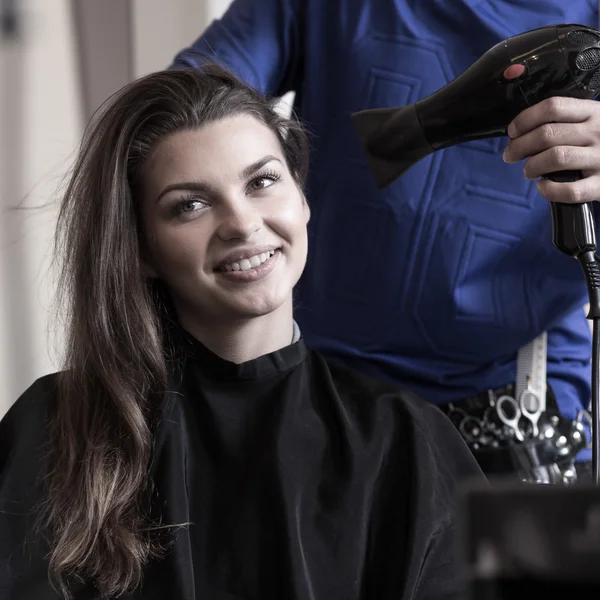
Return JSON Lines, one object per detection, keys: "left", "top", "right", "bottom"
{"left": 503, "top": 122, "right": 593, "bottom": 164}
{"left": 521, "top": 146, "right": 600, "bottom": 180}
{"left": 536, "top": 174, "right": 600, "bottom": 204}
{"left": 507, "top": 97, "right": 593, "bottom": 138}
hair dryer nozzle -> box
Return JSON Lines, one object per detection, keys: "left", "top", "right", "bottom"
{"left": 351, "top": 104, "right": 433, "bottom": 189}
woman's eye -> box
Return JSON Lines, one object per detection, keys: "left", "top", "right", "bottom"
{"left": 181, "top": 200, "right": 200, "bottom": 212}
{"left": 248, "top": 173, "right": 281, "bottom": 192}
{"left": 171, "top": 197, "right": 207, "bottom": 217}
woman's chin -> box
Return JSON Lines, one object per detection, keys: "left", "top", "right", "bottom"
{"left": 224, "top": 294, "right": 289, "bottom": 320}
{"left": 173, "top": 282, "right": 294, "bottom": 324}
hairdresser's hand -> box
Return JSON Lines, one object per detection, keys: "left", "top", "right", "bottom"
{"left": 502, "top": 97, "right": 600, "bottom": 204}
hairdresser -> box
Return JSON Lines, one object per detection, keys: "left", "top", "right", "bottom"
{"left": 169, "top": 0, "right": 600, "bottom": 482}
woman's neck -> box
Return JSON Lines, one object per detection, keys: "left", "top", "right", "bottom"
{"left": 177, "top": 300, "right": 296, "bottom": 364}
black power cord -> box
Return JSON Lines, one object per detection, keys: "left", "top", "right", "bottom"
{"left": 578, "top": 249, "right": 600, "bottom": 484}
{"left": 550, "top": 197, "right": 600, "bottom": 485}
{"left": 592, "top": 315, "right": 600, "bottom": 484}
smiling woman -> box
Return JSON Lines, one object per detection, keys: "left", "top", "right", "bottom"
{"left": 0, "top": 66, "right": 484, "bottom": 600}
{"left": 141, "top": 119, "right": 309, "bottom": 362}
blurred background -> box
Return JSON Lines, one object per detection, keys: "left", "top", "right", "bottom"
{"left": 0, "top": 0, "right": 239, "bottom": 417}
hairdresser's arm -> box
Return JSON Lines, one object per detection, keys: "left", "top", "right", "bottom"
{"left": 169, "top": 0, "right": 303, "bottom": 97}
{"left": 502, "top": 97, "right": 600, "bottom": 204}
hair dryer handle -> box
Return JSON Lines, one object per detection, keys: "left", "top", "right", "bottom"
{"left": 546, "top": 170, "right": 600, "bottom": 318}
{"left": 546, "top": 170, "right": 596, "bottom": 257}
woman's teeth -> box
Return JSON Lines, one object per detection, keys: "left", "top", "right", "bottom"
{"left": 222, "top": 250, "right": 275, "bottom": 272}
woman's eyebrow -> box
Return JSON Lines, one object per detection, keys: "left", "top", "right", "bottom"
{"left": 240, "top": 155, "right": 281, "bottom": 179}
{"left": 155, "top": 180, "right": 214, "bottom": 204}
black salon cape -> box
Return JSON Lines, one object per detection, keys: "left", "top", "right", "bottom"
{"left": 0, "top": 336, "right": 484, "bottom": 600}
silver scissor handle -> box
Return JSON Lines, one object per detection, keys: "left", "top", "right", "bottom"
{"left": 496, "top": 394, "right": 525, "bottom": 442}
{"left": 519, "top": 388, "right": 542, "bottom": 438}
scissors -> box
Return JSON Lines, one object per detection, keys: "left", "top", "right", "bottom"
{"left": 518, "top": 382, "right": 543, "bottom": 438}
{"left": 447, "top": 403, "right": 487, "bottom": 446}
{"left": 495, "top": 394, "right": 525, "bottom": 442}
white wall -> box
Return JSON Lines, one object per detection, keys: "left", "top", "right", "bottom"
{"left": 0, "top": 0, "right": 81, "bottom": 415}
{"left": 132, "top": 0, "right": 230, "bottom": 77}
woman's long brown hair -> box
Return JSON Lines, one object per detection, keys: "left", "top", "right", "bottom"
{"left": 42, "top": 65, "right": 309, "bottom": 598}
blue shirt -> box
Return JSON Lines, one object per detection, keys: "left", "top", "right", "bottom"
{"left": 171, "top": 0, "right": 598, "bottom": 458}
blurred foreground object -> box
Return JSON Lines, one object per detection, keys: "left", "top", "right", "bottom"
{"left": 461, "top": 481, "right": 600, "bottom": 599}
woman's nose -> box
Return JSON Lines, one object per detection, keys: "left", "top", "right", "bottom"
{"left": 215, "top": 199, "right": 262, "bottom": 241}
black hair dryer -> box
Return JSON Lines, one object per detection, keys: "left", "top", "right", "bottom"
{"left": 352, "top": 23, "right": 600, "bottom": 484}
{"left": 352, "top": 24, "right": 600, "bottom": 276}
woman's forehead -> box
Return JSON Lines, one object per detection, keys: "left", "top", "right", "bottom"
{"left": 143, "top": 116, "right": 285, "bottom": 183}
